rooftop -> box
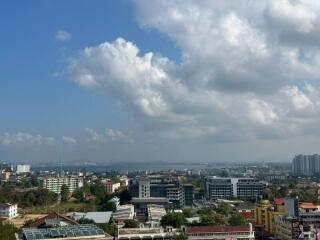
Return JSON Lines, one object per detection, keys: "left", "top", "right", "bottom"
{"left": 300, "top": 202, "right": 318, "bottom": 209}
{"left": 132, "top": 197, "right": 169, "bottom": 204}
{"left": 22, "top": 224, "right": 106, "bottom": 240}
{"left": 186, "top": 226, "right": 251, "bottom": 234}
{"left": 274, "top": 198, "right": 285, "bottom": 205}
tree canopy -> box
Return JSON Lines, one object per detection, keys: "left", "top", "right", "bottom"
{"left": 161, "top": 212, "right": 184, "bottom": 228}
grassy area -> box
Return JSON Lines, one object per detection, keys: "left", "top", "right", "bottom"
{"left": 20, "top": 202, "right": 96, "bottom": 215}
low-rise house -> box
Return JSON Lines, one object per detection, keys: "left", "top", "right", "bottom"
{"left": 21, "top": 224, "right": 112, "bottom": 240}
{"left": 66, "top": 211, "right": 112, "bottom": 224}
{"left": 27, "top": 212, "right": 79, "bottom": 228}
{"left": 147, "top": 204, "right": 167, "bottom": 227}
{"left": 117, "top": 227, "right": 177, "bottom": 240}
{"left": 184, "top": 224, "right": 255, "bottom": 240}
{"left": 112, "top": 204, "right": 135, "bottom": 226}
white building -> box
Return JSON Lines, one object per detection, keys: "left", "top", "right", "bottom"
{"left": 205, "top": 176, "right": 263, "bottom": 200}
{"left": 41, "top": 176, "right": 84, "bottom": 193}
{"left": 147, "top": 204, "right": 167, "bottom": 227}
{"left": 0, "top": 203, "right": 18, "bottom": 219}
{"left": 16, "top": 164, "right": 30, "bottom": 174}
{"left": 108, "top": 196, "right": 120, "bottom": 207}
{"left": 112, "top": 204, "right": 135, "bottom": 226}
{"left": 139, "top": 178, "right": 150, "bottom": 198}
{"left": 117, "top": 227, "right": 176, "bottom": 240}
{"left": 102, "top": 180, "right": 121, "bottom": 194}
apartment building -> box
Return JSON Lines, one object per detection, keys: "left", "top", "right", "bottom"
{"left": 0, "top": 203, "right": 18, "bottom": 219}
{"left": 16, "top": 164, "right": 31, "bottom": 174}
{"left": 293, "top": 154, "right": 320, "bottom": 176}
{"left": 101, "top": 179, "right": 121, "bottom": 194}
{"left": 41, "top": 176, "right": 84, "bottom": 194}
{"left": 205, "top": 176, "right": 263, "bottom": 200}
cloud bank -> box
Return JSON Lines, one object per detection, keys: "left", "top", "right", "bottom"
{"left": 69, "top": 0, "right": 320, "bottom": 146}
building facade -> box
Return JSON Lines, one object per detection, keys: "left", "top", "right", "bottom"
{"left": 185, "top": 224, "right": 255, "bottom": 240}
{"left": 139, "top": 178, "right": 151, "bottom": 198}
{"left": 0, "top": 203, "right": 18, "bottom": 219}
{"left": 205, "top": 177, "right": 263, "bottom": 200}
{"left": 293, "top": 154, "right": 320, "bottom": 176}
{"left": 41, "top": 176, "right": 84, "bottom": 194}
{"left": 134, "top": 177, "right": 193, "bottom": 207}
{"left": 16, "top": 164, "right": 31, "bottom": 174}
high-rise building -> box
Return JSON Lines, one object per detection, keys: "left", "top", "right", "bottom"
{"left": 16, "top": 164, "right": 31, "bottom": 174}
{"left": 292, "top": 154, "right": 320, "bottom": 176}
{"left": 139, "top": 178, "right": 151, "bottom": 198}
{"left": 205, "top": 177, "right": 263, "bottom": 200}
{"left": 41, "top": 176, "right": 84, "bottom": 194}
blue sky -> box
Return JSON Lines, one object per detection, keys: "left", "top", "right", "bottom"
{"left": 2, "top": 0, "right": 320, "bottom": 164}
{"left": 0, "top": 0, "right": 178, "bottom": 136}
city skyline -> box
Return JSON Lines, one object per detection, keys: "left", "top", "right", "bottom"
{"left": 2, "top": 0, "right": 320, "bottom": 164}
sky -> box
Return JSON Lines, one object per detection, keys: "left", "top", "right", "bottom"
{"left": 1, "top": 0, "right": 320, "bottom": 164}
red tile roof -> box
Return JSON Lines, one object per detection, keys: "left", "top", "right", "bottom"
{"left": 239, "top": 211, "right": 255, "bottom": 220}
{"left": 300, "top": 202, "right": 318, "bottom": 209}
{"left": 274, "top": 198, "right": 285, "bottom": 205}
{"left": 186, "top": 226, "right": 250, "bottom": 234}
{"left": 28, "top": 212, "right": 79, "bottom": 228}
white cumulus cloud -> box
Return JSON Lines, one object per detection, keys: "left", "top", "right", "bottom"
{"left": 55, "top": 30, "right": 72, "bottom": 42}
{"left": 68, "top": 0, "right": 320, "bottom": 143}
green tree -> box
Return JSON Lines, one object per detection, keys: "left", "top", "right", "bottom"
{"left": 124, "top": 219, "right": 139, "bottom": 228}
{"left": 99, "top": 202, "right": 117, "bottom": 212}
{"left": 0, "top": 221, "right": 18, "bottom": 240}
{"left": 173, "top": 233, "right": 188, "bottom": 240}
{"left": 216, "top": 203, "right": 231, "bottom": 215}
{"left": 229, "top": 213, "right": 246, "bottom": 226}
{"left": 200, "top": 213, "right": 227, "bottom": 226}
{"left": 117, "top": 189, "right": 132, "bottom": 204}
{"left": 60, "top": 184, "right": 69, "bottom": 202}
{"left": 99, "top": 224, "right": 117, "bottom": 237}
{"left": 161, "top": 212, "right": 184, "bottom": 228}
{"left": 183, "top": 208, "right": 193, "bottom": 218}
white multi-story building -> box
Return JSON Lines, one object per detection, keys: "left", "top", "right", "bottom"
{"left": 139, "top": 178, "right": 150, "bottom": 198}
{"left": 0, "top": 203, "right": 18, "bottom": 219}
{"left": 112, "top": 204, "right": 135, "bottom": 226}
{"left": 205, "top": 177, "right": 263, "bottom": 200}
{"left": 16, "top": 164, "right": 30, "bottom": 174}
{"left": 41, "top": 176, "right": 84, "bottom": 194}
{"left": 102, "top": 180, "right": 121, "bottom": 194}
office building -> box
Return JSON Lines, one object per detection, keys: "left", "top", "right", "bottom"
{"left": 41, "top": 176, "right": 84, "bottom": 194}
{"left": 205, "top": 177, "right": 263, "bottom": 200}
{"left": 0, "top": 203, "right": 18, "bottom": 219}
{"left": 133, "top": 176, "right": 193, "bottom": 207}
{"left": 16, "top": 164, "right": 31, "bottom": 174}
{"left": 293, "top": 154, "right": 320, "bottom": 176}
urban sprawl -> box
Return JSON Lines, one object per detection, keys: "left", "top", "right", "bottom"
{"left": 1, "top": 155, "right": 320, "bottom": 239}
